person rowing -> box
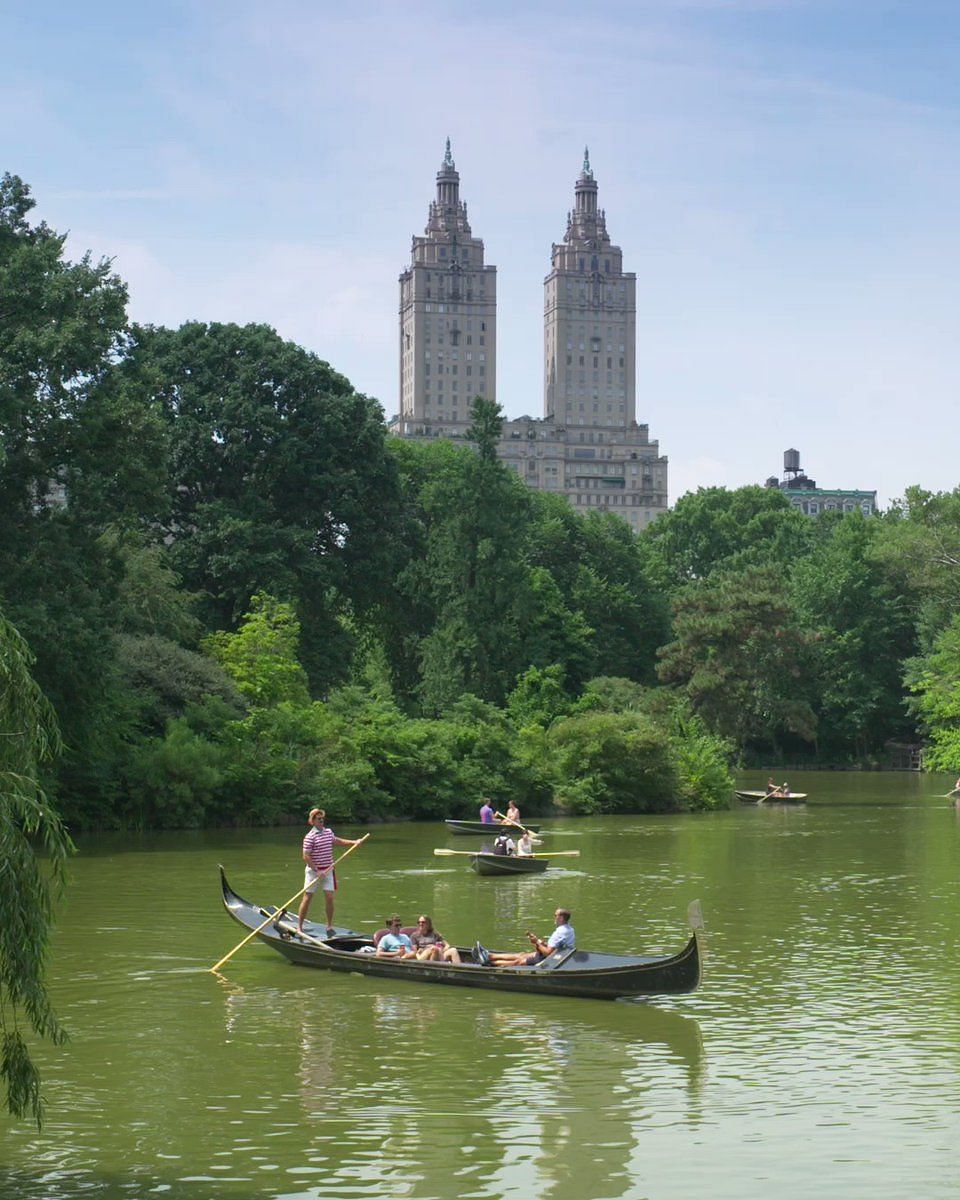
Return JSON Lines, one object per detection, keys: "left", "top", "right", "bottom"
{"left": 483, "top": 908, "right": 575, "bottom": 968}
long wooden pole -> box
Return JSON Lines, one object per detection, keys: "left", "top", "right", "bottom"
{"left": 210, "top": 834, "right": 370, "bottom": 973}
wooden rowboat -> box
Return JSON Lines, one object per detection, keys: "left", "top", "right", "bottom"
{"left": 446, "top": 819, "right": 542, "bottom": 835}
{"left": 736, "top": 790, "right": 807, "bottom": 804}
{"left": 470, "top": 853, "right": 549, "bottom": 876}
{"left": 218, "top": 868, "right": 704, "bottom": 1000}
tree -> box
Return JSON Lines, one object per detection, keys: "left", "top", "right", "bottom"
{"left": 905, "top": 614, "right": 960, "bottom": 771}
{"left": 204, "top": 593, "right": 310, "bottom": 708}
{"left": 405, "top": 399, "right": 540, "bottom": 710}
{"left": 123, "top": 321, "right": 404, "bottom": 691}
{"left": 644, "top": 485, "right": 812, "bottom": 588}
{"left": 657, "top": 565, "right": 816, "bottom": 751}
{"left": 872, "top": 486, "right": 960, "bottom": 645}
{"left": 0, "top": 176, "right": 168, "bottom": 827}
{"left": 0, "top": 610, "right": 73, "bottom": 1125}
{"left": 792, "top": 514, "right": 916, "bottom": 758}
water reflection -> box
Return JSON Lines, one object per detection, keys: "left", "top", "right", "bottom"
{"left": 213, "top": 979, "right": 704, "bottom": 1200}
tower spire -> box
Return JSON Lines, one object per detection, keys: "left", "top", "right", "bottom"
{"left": 582, "top": 145, "right": 592, "bottom": 179}
{"left": 443, "top": 136, "right": 454, "bottom": 169}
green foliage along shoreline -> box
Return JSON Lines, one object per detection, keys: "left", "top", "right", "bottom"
{"left": 4, "top": 171, "right": 960, "bottom": 837}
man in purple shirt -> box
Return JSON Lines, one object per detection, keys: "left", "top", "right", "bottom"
{"left": 297, "top": 808, "right": 361, "bottom": 936}
{"left": 479, "top": 798, "right": 495, "bottom": 823}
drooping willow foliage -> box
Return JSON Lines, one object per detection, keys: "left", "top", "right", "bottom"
{"left": 0, "top": 611, "right": 74, "bottom": 1126}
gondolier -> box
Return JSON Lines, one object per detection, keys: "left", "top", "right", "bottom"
{"left": 297, "top": 808, "right": 361, "bottom": 936}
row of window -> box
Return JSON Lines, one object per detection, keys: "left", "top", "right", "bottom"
{"left": 424, "top": 351, "right": 486, "bottom": 361}
{"left": 424, "top": 364, "right": 485, "bottom": 376}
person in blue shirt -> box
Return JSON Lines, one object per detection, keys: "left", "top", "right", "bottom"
{"left": 376, "top": 916, "right": 416, "bottom": 959}
{"left": 479, "top": 798, "right": 496, "bottom": 823}
{"left": 486, "top": 909, "right": 575, "bottom": 967}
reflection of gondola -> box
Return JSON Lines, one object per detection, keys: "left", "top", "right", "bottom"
{"left": 219, "top": 869, "right": 704, "bottom": 1000}
{"left": 446, "top": 819, "right": 542, "bottom": 835}
{"left": 471, "top": 852, "right": 549, "bottom": 876}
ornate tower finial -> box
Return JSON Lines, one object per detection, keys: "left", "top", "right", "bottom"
{"left": 444, "top": 137, "right": 454, "bottom": 168}
{"left": 582, "top": 145, "right": 592, "bottom": 178}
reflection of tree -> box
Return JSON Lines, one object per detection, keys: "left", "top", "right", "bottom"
{"left": 214, "top": 948, "right": 704, "bottom": 1200}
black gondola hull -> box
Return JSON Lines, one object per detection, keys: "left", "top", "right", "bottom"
{"left": 218, "top": 869, "right": 703, "bottom": 1000}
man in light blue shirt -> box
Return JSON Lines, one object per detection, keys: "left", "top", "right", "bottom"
{"left": 376, "top": 916, "right": 415, "bottom": 958}
{"left": 487, "top": 909, "right": 575, "bottom": 967}
{"left": 479, "top": 798, "right": 495, "bottom": 823}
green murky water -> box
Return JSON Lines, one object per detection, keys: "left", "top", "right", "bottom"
{"left": 2, "top": 772, "right": 959, "bottom": 1199}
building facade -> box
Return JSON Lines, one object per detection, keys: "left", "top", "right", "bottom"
{"left": 764, "top": 448, "right": 877, "bottom": 516}
{"left": 397, "top": 139, "right": 496, "bottom": 428}
{"left": 392, "top": 144, "right": 668, "bottom": 532}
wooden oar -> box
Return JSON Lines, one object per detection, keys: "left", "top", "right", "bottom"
{"left": 210, "top": 834, "right": 370, "bottom": 973}
{"left": 494, "top": 810, "right": 532, "bottom": 833}
{"left": 756, "top": 787, "right": 779, "bottom": 805}
{"left": 433, "top": 847, "right": 579, "bottom": 858}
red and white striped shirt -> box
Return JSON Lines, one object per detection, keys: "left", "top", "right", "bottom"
{"left": 303, "top": 826, "right": 335, "bottom": 870}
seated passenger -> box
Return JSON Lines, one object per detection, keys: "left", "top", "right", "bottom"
{"left": 486, "top": 908, "right": 575, "bottom": 967}
{"left": 492, "top": 833, "right": 515, "bottom": 856}
{"left": 505, "top": 800, "right": 522, "bottom": 826}
{"left": 516, "top": 830, "right": 534, "bottom": 857}
{"left": 409, "top": 914, "right": 462, "bottom": 964}
{"left": 376, "top": 916, "right": 416, "bottom": 959}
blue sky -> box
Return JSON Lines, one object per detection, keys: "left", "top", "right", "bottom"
{"left": 6, "top": 1, "right": 959, "bottom": 505}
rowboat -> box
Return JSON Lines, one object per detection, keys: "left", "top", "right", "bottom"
{"left": 470, "top": 852, "right": 549, "bottom": 876}
{"left": 218, "top": 868, "right": 704, "bottom": 1000}
{"left": 736, "top": 790, "right": 807, "bottom": 804}
{"left": 446, "top": 819, "right": 542, "bottom": 836}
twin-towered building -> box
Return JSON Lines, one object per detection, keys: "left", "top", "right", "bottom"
{"left": 391, "top": 141, "right": 668, "bottom": 531}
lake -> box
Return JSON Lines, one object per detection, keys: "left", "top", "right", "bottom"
{"left": 2, "top": 771, "right": 959, "bottom": 1199}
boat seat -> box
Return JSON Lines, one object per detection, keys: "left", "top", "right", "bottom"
{"left": 537, "top": 947, "right": 577, "bottom": 970}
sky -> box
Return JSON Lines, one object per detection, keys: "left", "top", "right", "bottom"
{"left": 5, "top": 0, "right": 959, "bottom": 506}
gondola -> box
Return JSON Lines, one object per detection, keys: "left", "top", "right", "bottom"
{"left": 445, "top": 819, "right": 542, "bottom": 836}
{"left": 736, "top": 789, "right": 807, "bottom": 804}
{"left": 470, "top": 852, "right": 549, "bottom": 876}
{"left": 218, "top": 868, "right": 704, "bottom": 1000}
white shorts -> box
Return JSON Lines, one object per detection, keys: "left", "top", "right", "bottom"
{"left": 304, "top": 866, "right": 335, "bottom": 894}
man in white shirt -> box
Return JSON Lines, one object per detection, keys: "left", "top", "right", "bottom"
{"left": 486, "top": 909, "right": 575, "bottom": 967}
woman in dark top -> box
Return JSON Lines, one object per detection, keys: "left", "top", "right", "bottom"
{"left": 409, "top": 915, "right": 462, "bottom": 964}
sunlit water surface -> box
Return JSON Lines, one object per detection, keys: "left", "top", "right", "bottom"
{"left": 2, "top": 772, "right": 959, "bottom": 1199}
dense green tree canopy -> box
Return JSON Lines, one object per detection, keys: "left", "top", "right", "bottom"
{"left": 657, "top": 565, "right": 817, "bottom": 750}
{"left": 646, "top": 485, "right": 813, "bottom": 588}
{"left": 122, "top": 320, "right": 405, "bottom": 690}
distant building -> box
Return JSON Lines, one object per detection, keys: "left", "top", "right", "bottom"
{"left": 764, "top": 448, "right": 877, "bottom": 516}
{"left": 397, "top": 138, "right": 496, "bottom": 426}
{"left": 391, "top": 143, "right": 668, "bottom": 532}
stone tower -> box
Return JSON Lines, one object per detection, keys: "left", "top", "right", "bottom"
{"left": 543, "top": 148, "right": 636, "bottom": 427}
{"left": 397, "top": 139, "right": 497, "bottom": 431}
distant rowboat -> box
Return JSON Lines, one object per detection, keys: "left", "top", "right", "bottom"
{"left": 736, "top": 789, "right": 807, "bottom": 804}
{"left": 445, "top": 819, "right": 542, "bottom": 836}
{"left": 470, "top": 853, "right": 549, "bottom": 876}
